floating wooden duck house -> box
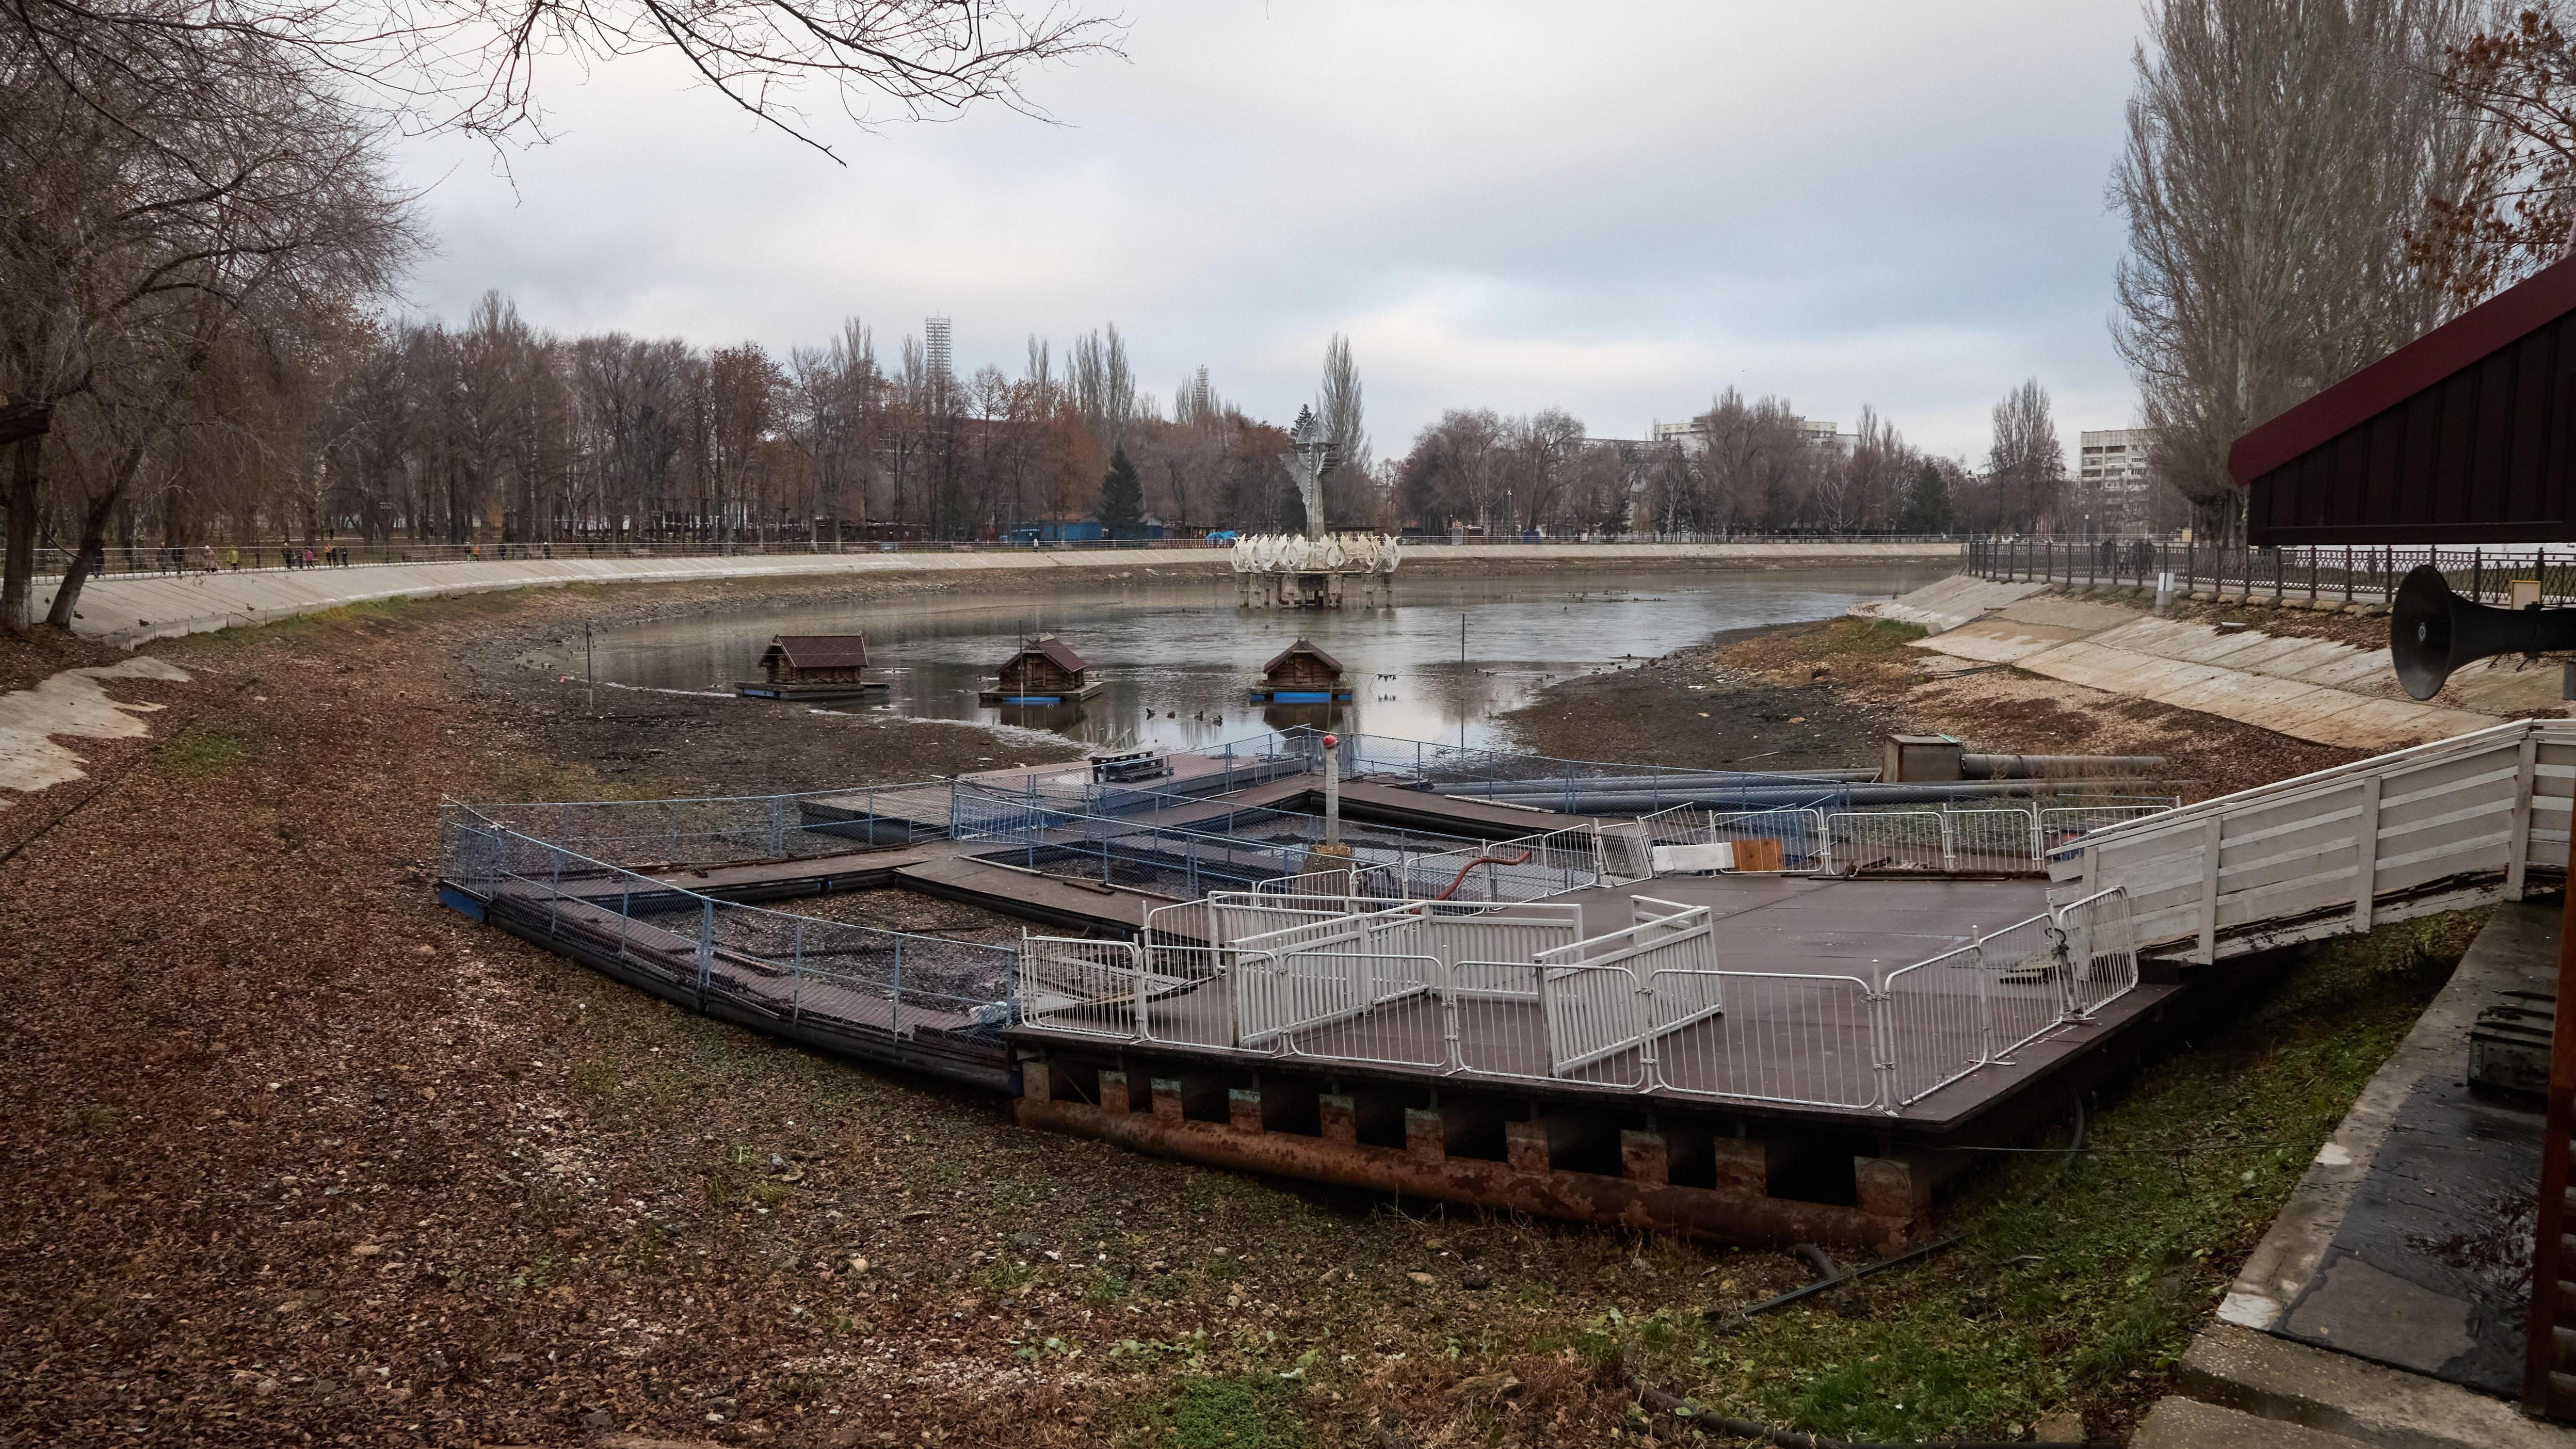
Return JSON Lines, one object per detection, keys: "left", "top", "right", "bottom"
{"left": 979, "top": 635, "right": 1104, "bottom": 704}
{"left": 734, "top": 634, "right": 889, "bottom": 701}
{"left": 1247, "top": 638, "right": 1350, "bottom": 703}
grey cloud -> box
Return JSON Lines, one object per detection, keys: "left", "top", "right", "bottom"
{"left": 394, "top": 1, "right": 2150, "bottom": 456}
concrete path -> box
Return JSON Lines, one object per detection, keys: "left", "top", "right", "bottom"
{"left": 2134, "top": 901, "right": 2576, "bottom": 1449}
{"left": 0, "top": 657, "right": 191, "bottom": 803}
{"left": 43, "top": 541, "right": 1963, "bottom": 649}
{"left": 1849, "top": 573, "right": 2048, "bottom": 632}
{"left": 1875, "top": 578, "right": 2507, "bottom": 750}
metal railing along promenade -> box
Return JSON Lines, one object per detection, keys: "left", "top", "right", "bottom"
{"left": 35, "top": 531, "right": 1960, "bottom": 579}
{"left": 1966, "top": 535, "right": 2576, "bottom": 609}
{"left": 1016, "top": 887, "right": 2141, "bottom": 1115}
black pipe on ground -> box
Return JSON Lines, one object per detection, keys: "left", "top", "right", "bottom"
{"left": 1959, "top": 752, "right": 2165, "bottom": 779}
{"left": 1426, "top": 768, "right": 1877, "bottom": 796}
{"left": 1443, "top": 779, "right": 2168, "bottom": 813}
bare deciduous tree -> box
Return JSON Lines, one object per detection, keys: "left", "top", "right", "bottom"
{"left": 2112, "top": 0, "right": 2480, "bottom": 540}
{"left": 1316, "top": 333, "right": 1370, "bottom": 528}
{"left": 2412, "top": 6, "right": 2576, "bottom": 308}
{"left": 1, "top": 8, "right": 415, "bottom": 629}
{"left": 3, "top": 0, "right": 1123, "bottom": 162}
{"left": 1067, "top": 324, "right": 1133, "bottom": 457}
{"left": 1985, "top": 378, "right": 2064, "bottom": 534}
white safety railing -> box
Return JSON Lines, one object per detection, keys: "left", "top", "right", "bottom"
{"left": 1399, "top": 822, "right": 1624, "bottom": 903}
{"left": 1650, "top": 970, "right": 1881, "bottom": 1109}
{"left": 2049, "top": 718, "right": 2576, "bottom": 963}
{"left": 1533, "top": 898, "right": 1716, "bottom": 1073}
{"left": 1826, "top": 810, "right": 1950, "bottom": 873}
{"left": 1245, "top": 948, "right": 1451, "bottom": 1067}
{"left": 1705, "top": 808, "right": 1830, "bottom": 873}
{"left": 1018, "top": 937, "right": 1148, "bottom": 1039}
{"left": 1253, "top": 864, "right": 1404, "bottom": 901}
{"left": 1016, "top": 887, "right": 2150, "bottom": 1116}
{"left": 1946, "top": 808, "right": 2043, "bottom": 873}
{"left": 2054, "top": 886, "right": 2141, "bottom": 1020}
{"left": 1138, "top": 943, "right": 1239, "bottom": 1050}
{"left": 2039, "top": 806, "right": 2170, "bottom": 857}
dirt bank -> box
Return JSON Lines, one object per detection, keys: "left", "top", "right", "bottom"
{"left": 1506, "top": 614, "right": 2365, "bottom": 801}
{"left": 1499, "top": 622, "right": 1908, "bottom": 772}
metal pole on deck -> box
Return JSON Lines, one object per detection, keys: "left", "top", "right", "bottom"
{"left": 696, "top": 899, "right": 715, "bottom": 1008}
{"left": 1323, "top": 732, "right": 1342, "bottom": 847}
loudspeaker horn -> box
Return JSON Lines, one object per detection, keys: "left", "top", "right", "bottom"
{"left": 2389, "top": 564, "right": 2576, "bottom": 700}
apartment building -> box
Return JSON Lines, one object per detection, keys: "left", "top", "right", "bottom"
{"left": 1650, "top": 416, "right": 1853, "bottom": 457}
{"left": 2078, "top": 428, "right": 2154, "bottom": 529}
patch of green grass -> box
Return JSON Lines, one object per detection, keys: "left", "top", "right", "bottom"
{"left": 163, "top": 728, "right": 248, "bottom": 774}
{"left": 568, "top": 1057, "right": 621, "bottom": 1100}
{"left": 1817, "top": 616, "right": 1929, "bottom": 655}
{"left": 972, "top": 1258, "right": 1038, "bottom": 1294}
{"left": 1163, "top": 1374, "right": 1310, "bottom": 1449}
{"left": 747, "top": 1181, "right": 793, "bottom": 1208}
{"left": 58, "top": 1102, "right": 126, "bottom": 1136}
{"left": 1083, "top": 1271, "right": 1132, "bottom": 1305}
{"left": 983, "top": 1177, "right": 1040, "bottom": 1209}
{"left": 1629, "top": 908, "right": 2483, "bottom": 1443}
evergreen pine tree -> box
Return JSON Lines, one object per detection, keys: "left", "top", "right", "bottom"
{"left": 1096, "top": 447, "right": 1146, "bottom": 538}
{"left": 1899, "top": 461, "right": 1954, "bottom": 535}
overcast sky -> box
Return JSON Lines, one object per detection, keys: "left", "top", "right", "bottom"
{"left": 396, "top": 2, "right": 2149, "bottom": 462}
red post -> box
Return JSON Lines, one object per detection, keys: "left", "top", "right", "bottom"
{"left": 2527, "top": 824, "right": 2576, "bottom": 1418}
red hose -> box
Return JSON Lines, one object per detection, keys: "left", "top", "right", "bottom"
{"left": 1430, "top": 849, "right": 1533, "bottom": 903}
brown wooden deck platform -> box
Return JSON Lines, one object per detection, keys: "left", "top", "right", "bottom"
{"left": 892, "top": 855, "right": 1163, "bottom": 936}
{"left": 1007, "top": 872, "right": 2149, "bottom": 1130}
{"left": 1544, "top": 873, "right": 2050, "bottom": 974}
{"left": 642, "top": 844, "right": 951, "bottom": 901}
{"left": 1330, "top": 781, "right": 1607, "bottom": 839}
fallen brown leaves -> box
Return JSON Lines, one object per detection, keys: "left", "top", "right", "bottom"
{"left": 0, "top": 589, "right": 1756, "bottom": 1449}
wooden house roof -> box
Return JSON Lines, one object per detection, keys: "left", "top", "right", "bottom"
{"left": 762, "top": 634, "right": 870, "bottom": 669}
{"left": 1006, "top": 636, "right": 1088, "bottom": 674}
{"left": 2235, "top": 253, "right": 2576, "bottom": 544}
{"left": 1261, "top": 638, "right": 1342, "bottom": 676}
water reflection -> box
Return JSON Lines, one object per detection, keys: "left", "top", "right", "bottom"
{"left": 569, "top": 566, "right": 1937, "bottom": 752}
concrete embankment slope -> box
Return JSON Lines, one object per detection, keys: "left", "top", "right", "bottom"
{"left": 1857, "top": 574, "right": 2532, "bottom": 751}
{"left": 52, "top": 541, "right": 1961, "bottom": 648}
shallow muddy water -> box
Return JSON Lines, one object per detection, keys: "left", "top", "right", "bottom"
{"left": 569, "top": 566, "right": 1939, "bottom": 753}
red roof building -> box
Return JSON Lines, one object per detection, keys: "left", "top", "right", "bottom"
{"left": 2236, "top": 255, "right": 2576, "bottom": 545}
